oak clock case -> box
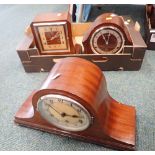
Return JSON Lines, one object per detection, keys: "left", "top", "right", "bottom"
{"left": 82, "top": 13, "right": 133, "bottom": 54}
{"left": 30, "top": 12, "right": 75, "bottom": 55}
{"left": 15, "top": 57, "right": 136, "bottom": 150}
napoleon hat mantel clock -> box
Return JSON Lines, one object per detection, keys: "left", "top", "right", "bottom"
{"left": 30, "top": 12, "right": 75, "bottom": 55}
{"left": 15, "top": 57, "right": 136, "bottom": 150}
{"left": 82, "top": 13, "right": 133, "bottom": 54}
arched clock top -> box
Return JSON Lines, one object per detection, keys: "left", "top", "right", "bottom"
{"left": 83, "top": 13, "right": 133, "bottom": 54}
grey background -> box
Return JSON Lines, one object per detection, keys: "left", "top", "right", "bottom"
{"left": 0, "top": 4, "right": 155, "bottom": 151}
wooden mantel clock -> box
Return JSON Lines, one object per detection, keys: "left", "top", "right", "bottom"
{"left": 30, "top": 12, "right": 75, "bottom": 55}
{"left": 147, "top": 4, "right": 155, "bottom": 28}
{"left": 82, "top": 13, "right": 133, "bottom": 54}
{"left": 14, "top": 57, "right": 136, "bottom": 150}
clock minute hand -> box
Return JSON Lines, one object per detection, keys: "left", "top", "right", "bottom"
{"left": 47, "top": 104, "right": 62, "bottom": 116}
{"left": 107, "top": 33, "right": 111, "bottom": 44}
{"left": 102, "top": 34, "right": 108, "bottom": 45}
{"left": 50, "top": 35, "right": 58, "bottom": 41}
{"left": 50, "top": 32, "right": 60, "bottom": 41}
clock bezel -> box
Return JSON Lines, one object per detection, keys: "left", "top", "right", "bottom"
{"left": 37, "top": 94, "right": 92, "bottom": 132}
{"left": 90, "top": 26, "right": 125, "bottom": 54}
{"left": 32, "top": 22, "right": 71, "bottom": 54}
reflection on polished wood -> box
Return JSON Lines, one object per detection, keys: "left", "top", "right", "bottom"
{"left": 15, "top": 57, "right": 136, "bottom": 150}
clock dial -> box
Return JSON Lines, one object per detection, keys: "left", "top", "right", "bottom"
{"left": 37, "top": 24, "right": 68, "bottom": 51}
{"left": 90, "top": 27, "right": 125, "bottom": 54}
{"left": 37, "top": 94, "right": 91, "bottom": 131}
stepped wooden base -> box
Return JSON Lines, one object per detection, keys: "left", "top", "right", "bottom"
{"left": 14, "top": 91, "right": 136, "bottom": 151}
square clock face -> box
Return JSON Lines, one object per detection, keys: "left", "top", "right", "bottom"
{"left": 33, "top": 22, "right": 70, "bottom": 54}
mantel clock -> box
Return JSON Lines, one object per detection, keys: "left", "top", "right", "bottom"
{"left": 83, "top": 13, "right": 133, "bottom": 54}
{"left": 15, "top": 57, "right": 136, "bottom": 150}
{"left": 31, "top": 12, "right": 75, "bottom": 55}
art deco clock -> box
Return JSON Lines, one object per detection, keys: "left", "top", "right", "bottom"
{"left": 31, "top": 12, "right": 75, "bottom": 55}
{"left": 14, "top": 57, "right": 136, "bottom": 150}
{"left": 82, "top": 13, "right": 133, "bottom": 54}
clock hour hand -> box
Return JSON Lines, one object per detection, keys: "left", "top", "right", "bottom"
{"left": 61, "top": 112, "right": 82, "bottom": 118}
{"left": 102, "top": 34, "right": 107, "bottom": 43}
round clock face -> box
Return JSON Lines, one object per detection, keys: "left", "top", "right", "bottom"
{"left": 37, "top": 94, "right": 91, "bottom": 131}
{"left": 90, "top": 26, "right": 125, "bottom": 54}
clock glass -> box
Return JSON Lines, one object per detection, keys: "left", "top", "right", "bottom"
{"left": 90, "top": 26, "right": 125, "bottom": 54}
{"left": 33, "top": 22, "right": 69, "bottom": 53}
{"left": 37, "top": 94, "right": 91, "bottom": 131}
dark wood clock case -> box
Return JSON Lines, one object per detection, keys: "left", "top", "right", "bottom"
{"left": 17, "top": 12, "right": 147, "bottom": 72}
{"left": 14, "top": 57, "right": 136, "bottom": 150}
{"left": 146, "top": 4, "right": 155, "bottom": 50}
{"left": 31, "top": 12, "right": 75, "bottom": 55}
{"left": 82, "top": 13, "right": 133, "bottom": 54}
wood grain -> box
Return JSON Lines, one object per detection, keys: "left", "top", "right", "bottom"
{"left": 15, "top": 57, "right": 136, "bottom": 150}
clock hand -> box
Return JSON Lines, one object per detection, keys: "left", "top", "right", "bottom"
{"left": 46, "top": 103, "right": 82, "bottom": 118}
{"left": 46, "top": 103, "right": 62, "bottom": 116}
{"left": 102, "top": 34, "right": 107, "bottom": 44}
{"left": 107, "top": 33, "right": 111, "bottom": 44}
{"left": 46, "top": 104, "right": 80, "bottom": 118}
{"left": 102, "top": 34, "right": 110, "bottom": 45}
{"left": 61, "top": 112, "right": 82, "bottom": 118}
{"left": 50, "top": 32, "right": 60, "bottom": 41}
{"left": 50, "top": 35, "right": 59, "bottom": 41}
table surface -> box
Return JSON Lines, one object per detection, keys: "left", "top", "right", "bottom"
{"left": 0, "top": 4, "right": 155, "bottom": 151}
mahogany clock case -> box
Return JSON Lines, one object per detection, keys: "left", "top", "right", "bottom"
{"left": 80, "top": 4, "right": 151, "bottom": 50}
{"left": 14, "top": 57, "right": 136, "bottom": 151}
{"left": 17, "top": 12, "right": 147, "bottom": 72}
{"left": 82, "top": 13, "right": 133, "bottom": 54}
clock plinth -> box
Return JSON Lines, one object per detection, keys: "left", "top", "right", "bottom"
{"left": 14, "top": 57, "right": 136, "bottom": 150}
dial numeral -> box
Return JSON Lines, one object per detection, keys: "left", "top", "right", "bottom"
{"left": 50, "top": 100, "right": 53, "bottom": 104}
{"left": 58, "top": 99, "right": 63, "bottom": 103}
{"left": 79, "top": 119, "right": 83, "bottom": 124}
{"left": 77, "top": 109, "right": 81, "bottom": 113}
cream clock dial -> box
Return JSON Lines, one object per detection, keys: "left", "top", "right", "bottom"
{"left": 90, "top": 26, "right": 125, "bottom": 54}
{"left": 37, "top": 94, "right": 91, "bottom": 131}
{"left": 37, "top": 24, "right": 68, "bottom": 51}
